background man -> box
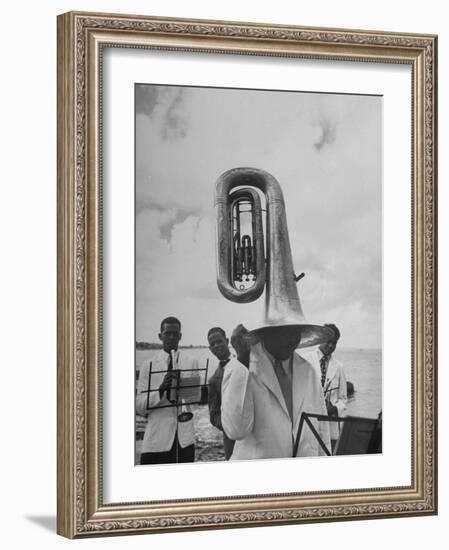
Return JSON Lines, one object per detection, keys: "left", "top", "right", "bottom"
{"left": 207, "top": 327, "right": 235, "bottom": 460}
{"left": 136, "top": 316, "right": 199, "bottom": 464}
{"left": 312, "top": 324, "right": 347, "bottom": 451}
{"left": 221, "top": 324, "right": 331, "bottom": 460}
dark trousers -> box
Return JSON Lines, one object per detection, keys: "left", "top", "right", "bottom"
{"left": 223, "top": 434, "right": 235, "bottom": 460}
{"left": 140, "top": 435, "right": 195, "bottom": 465}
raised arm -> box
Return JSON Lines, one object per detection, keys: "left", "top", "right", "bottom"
{"left": 221, "top": 358, "right": 254, "bottom": 440}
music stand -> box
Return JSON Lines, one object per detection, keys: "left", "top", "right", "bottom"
{"left": 140, "top": 360, "right": 209, "bottom": 462}
{"left": 293, "top": 412, "right": 382, "bottom": 457}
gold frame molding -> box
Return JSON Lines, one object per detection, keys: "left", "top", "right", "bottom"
{"left": 57, "top": 11, "right": 438, "bottom": 538}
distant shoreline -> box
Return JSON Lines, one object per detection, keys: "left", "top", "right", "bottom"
{"left": 136, "top": 343, "right": 381, "bottom": 352}
{"left": 136, "top": 342, "right": 208, "bottom": 350}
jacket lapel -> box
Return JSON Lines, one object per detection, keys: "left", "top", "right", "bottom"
{"left": 250, "top": 343, "right": 290, "bottom": 420}
{"left": 292, "top": 352, "right": 308, "bottom": 430}
{"left": 157, "top": 349, "right": 169, "bottom": 369}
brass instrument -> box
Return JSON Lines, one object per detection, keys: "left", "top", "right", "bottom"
{"left": 215, "top": 167, "right": 331, "bottom": 348}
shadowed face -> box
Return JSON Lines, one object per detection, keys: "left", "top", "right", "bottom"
{"left": 259, "top": 326, "right": 302, "bottom": 361}
{"left": 319, "top": 339, "right": 338, "bottom": 356}
{"left": 208, "top": 331, "right": 230, "bottom": 361}
{"left": 159, "top": 322, "right": 181, "bottom": 353}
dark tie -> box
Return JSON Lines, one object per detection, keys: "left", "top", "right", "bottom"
{"left": 320, "top": 355, "right": 328, "bottom": 387}
{"left": 166, "top": 352, "right": 174, "bottom": 401}
{"left": 219, "top": 358, "right": 230, "bottom": 368}
{"left": 274, "top": 359, "right": 293, "bottom": 420}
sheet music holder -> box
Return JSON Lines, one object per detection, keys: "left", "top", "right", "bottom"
{"left": 293, "top": 412, "right": 382, "bottom": 457}
{"left": 142, "top": 360, "right": 209, "bottom": 413}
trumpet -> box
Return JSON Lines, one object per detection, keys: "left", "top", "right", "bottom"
{"left": 215, "top": 167, "right": 331, "bottom": 348}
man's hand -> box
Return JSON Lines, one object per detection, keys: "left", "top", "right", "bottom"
{"left": 231, "top": 324, "right": 251, "bottom": 367}
{"left": 159, "top": 370, "right": 179, "bottom": 400}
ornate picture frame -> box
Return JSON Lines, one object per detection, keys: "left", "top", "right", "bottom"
{"left": 57, "top": 11, "right": 437, "bottom": 538}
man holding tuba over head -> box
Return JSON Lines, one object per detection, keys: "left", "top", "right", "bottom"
{"left": 215, "top": 167, "right": 332, "bottom": 460}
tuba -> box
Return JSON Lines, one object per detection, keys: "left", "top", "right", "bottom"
{"left": 215, "top": 167, "right": 331, "bottom": 348}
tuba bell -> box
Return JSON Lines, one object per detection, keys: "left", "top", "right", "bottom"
{"left": 215, "top": 167, "right": 331, "bottom": 348}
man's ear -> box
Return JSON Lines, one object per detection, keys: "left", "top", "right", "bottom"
{"left": 158, "top": 332, "right": 162, "bottom": 342}
{"left": 225, "top": 338, "right": 229, "bottom": 345}
{"left": 179, "top": 332, "right": 182, "bottom": 341}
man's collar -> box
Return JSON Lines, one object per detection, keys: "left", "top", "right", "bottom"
{"left": 318, "top": 347, "right": 332, "bottom": 359}
{"left": 261, "top": 342, "right": 275, "bottom": 363}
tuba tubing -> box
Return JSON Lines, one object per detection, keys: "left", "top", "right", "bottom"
{"left": 220, "top": 185, "right": 265, "bottom": 302}
{"left": 215, "top": 167, "right": 306, "bottom": 326}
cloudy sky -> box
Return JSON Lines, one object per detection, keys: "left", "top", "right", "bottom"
{"left": 135, "top": 84, "right": 382, "bottom": 348}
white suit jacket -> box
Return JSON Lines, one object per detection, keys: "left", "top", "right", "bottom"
{"left": 136, "top": 350, "right": 199, "bottom": 452}
{"left": 221, "top": 342, "right": 331, "bottom": 460}
{"left": 307, "top": 348, "right": 348, "bottom": 441}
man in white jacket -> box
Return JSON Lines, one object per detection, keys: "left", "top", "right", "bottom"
{"left": 136, "top": 317, "right": 199, "bottom": 464}
{"left": 221, "top": 324, "right": 331, "bottom": 460}
{"left": 313, "top": 324, "right": 347, "bottom": 451}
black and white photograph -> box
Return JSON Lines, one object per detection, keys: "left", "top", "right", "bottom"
{"left": 135, "top": 83, "right": 382, "bottom": 466}
{"left": 51, "top": 6, "right": 438, "bottom": 540}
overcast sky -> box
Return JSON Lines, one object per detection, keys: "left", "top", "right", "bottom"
{"left": 135, "top": 84, "right": 382, "bottom": 348}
